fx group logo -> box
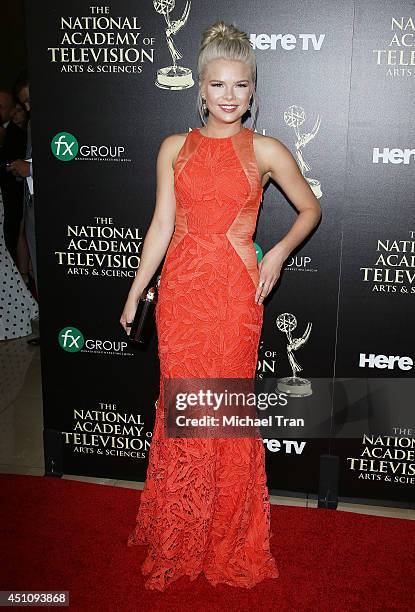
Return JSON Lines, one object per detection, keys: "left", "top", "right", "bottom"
{"left": 59, "top": 326, "right": 85, "bottom": 352}
{"left": 51, "top": 132, "right": 131, "bottom": 163}
{"left": 51, "top": 132, "right": 79, "bottom": 161}
{"left": 58, "top": 326, "right": 134, "bottom": 356}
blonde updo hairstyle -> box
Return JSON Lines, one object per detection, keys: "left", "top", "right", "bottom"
{"left": 197, "top": 21, "right": 259, "bottom": 130}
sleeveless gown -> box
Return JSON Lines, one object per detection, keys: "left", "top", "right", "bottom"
{"left": 127, "top": 126, "right": 279, "bottom": 590}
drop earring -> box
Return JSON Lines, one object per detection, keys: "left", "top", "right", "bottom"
{"left": 200, "top": 95, "right": 207, "bottom": 115}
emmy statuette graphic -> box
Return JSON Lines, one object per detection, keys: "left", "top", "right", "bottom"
{"left": 284, "top": 105, "right": 322, "bottom": 199}
{"left": 153, "top": 0, "right": 194, "bottom": 90}
{"left": 276, "top": 312, "right": 313, "bottom": 397}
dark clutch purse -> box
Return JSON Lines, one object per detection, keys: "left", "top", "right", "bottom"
{"left": 127, "top": 275, "right": 161, "bottom": 347}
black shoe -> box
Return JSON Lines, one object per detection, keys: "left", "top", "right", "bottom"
{"left": 27, "top": 336, "right": 40, "bottom": 345}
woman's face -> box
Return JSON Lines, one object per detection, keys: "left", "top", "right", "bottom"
{"left": 200, "top": 58, "right": 253, "bottom": 125}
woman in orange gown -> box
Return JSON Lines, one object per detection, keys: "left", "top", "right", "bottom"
{"left": 121, "top": 21, "right": 321, "bottom": 591}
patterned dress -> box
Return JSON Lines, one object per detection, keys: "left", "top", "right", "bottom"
{"left": 127, "top": 126, "right": 279, "bottom": 591}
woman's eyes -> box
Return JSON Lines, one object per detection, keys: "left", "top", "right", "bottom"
{"left": 211, "top": 83, "right": 248, "bottom": 87}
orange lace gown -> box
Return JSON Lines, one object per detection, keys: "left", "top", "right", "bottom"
{"left": 127, "top": 126, "right": 279, "bottom": 590}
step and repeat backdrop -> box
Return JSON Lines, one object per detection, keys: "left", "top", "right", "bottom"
{"left": 25, "top": 0, "right": 414, "bottom": 504}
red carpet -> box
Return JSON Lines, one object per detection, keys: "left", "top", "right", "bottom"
{"left": 0, "top": 474, "right": 413, "bottom": 611}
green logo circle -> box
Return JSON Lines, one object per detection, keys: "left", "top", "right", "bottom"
{"left": 51, "top": 132, "right": 79, "bottom": 161}
{"left": 58, "top": 327, "right": 85, "bottom": 352}
{"left": 254, "top": 242, "right": 263, "bottom": 262}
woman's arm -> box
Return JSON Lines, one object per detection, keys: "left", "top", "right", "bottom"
{"left": 255, "top": 137, "right": 322, "bottom": 304}
{"left": 120, "top": 134, "right": 180, "bottom": 332}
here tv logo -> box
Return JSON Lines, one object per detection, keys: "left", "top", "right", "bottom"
{"left": 359, "top": 353, "right": 413, "bottom": 371}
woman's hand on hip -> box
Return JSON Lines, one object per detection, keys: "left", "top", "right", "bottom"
{"left": 255, "top": 246, "right": 288, "bottom": 304}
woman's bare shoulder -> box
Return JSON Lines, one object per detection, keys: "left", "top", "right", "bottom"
{"left": 252, "top": 132, "right": 293, "bottom": 183}
{"left": 253, "top": 131, "right": 292, "bottom": 163}
{"left": 253, "top": 131, "right": 288, "bottom": 151}
{"left": 160, "top": 131, "right": 189, "bottom": 150}
{"left": 159, "top": 132, "right": 189, "bottom": 167}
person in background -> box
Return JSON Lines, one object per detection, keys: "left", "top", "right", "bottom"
{"left": 0, "top": 186, "right": 38, "bottom": 341}
{"left": 11, "top": 101, "right": 28, "bottom": 131}
{"left": 0, "top": 90, "right": 26, "bottom": 263}
{"left": 6, "top": 70, "right": 40, "bottom": 346}
{"left": 0, "top": 90, "right": 15, "bottom": 146}
{"left": 7, "top": 99, "right": 32, "bottom": 286}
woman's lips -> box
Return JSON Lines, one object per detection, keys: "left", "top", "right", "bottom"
{"left": 219, "top": 105, "right": 238, "bottom": 113}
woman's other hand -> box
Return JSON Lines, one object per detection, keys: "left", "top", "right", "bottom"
{"left": 120, "top": 296, "right": 139, "bottom": 336}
